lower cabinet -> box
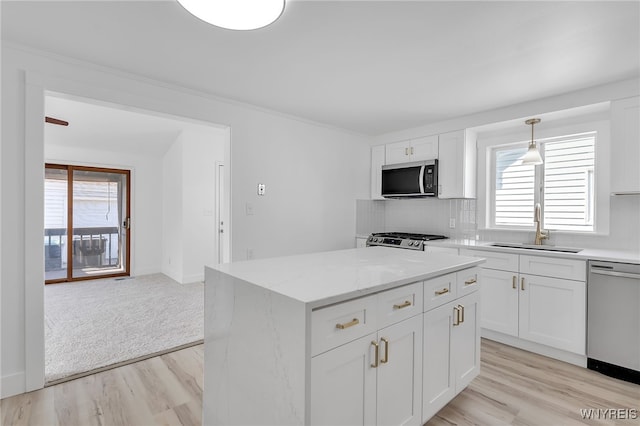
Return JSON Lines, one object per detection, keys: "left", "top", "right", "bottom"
{"left": 310, "top": 268, "right": 481, "bottom": 425}
{"left": 422, "top": 291, "right": 480, "bottom": 422}
{"left": 311, "top": 333, "right": 376, "bottom": 426}
{"left": 518, "top": 273, "right": 586, "bottom": 354}
{"left": 311, "top": 315, "right": 423, "bottom": 426}
{"left": 480, "top": 268, "right": 519, "bottom": 336}
{"left": 461, "top": 249, "right": 587, "bottom": 359}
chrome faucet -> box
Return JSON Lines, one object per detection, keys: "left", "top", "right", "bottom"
{"left": 534, "top": 203, "right": 549, "bottom": 245}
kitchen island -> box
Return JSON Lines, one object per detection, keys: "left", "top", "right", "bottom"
{"left": 204, "top": 246, "right": 484, "bottom": 425}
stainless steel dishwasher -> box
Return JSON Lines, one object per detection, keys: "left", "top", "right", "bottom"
{"left": 587, "top": 260, "right": 640, "bottom": 384}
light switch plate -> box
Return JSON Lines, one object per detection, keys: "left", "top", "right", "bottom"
{"left": 449, "top": 218, "right": 456, "bottom": 228}
{"left": 257, "top": 183, "right": 266, "bottom": 195}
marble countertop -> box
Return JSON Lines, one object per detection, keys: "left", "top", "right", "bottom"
{"left": 357, "top": 234, "right": 638, "bottom": 263}
{"left": 425, "top": 238, "right": 640, "bottom": 264}
{"left": 210, "top": 247, "right": 483, "bottom": 308}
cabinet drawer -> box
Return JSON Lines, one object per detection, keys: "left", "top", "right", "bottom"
{"left": 312, "top": 295, "right": 377, "bottom": 356}
{"left": 377, "top": 282, "right": 423, "bottom": 329}
{"left": 519, "top": 255, "right": 586, "bottom": 281}
{"left": 424, "top": 273, "right": 457, "bottom": 311}
{"left": 460, "top": 249, "right": 518, "bottom": 271}
{"left": 457, "top": 267, "right": 481, "bottom": 297}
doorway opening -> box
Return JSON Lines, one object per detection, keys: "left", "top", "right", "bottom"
{"left": 45, "top": 164, "right": 131, "bottom": 283}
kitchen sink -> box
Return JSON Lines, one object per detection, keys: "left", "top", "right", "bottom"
{"left": 489, "top": 243, "right": 583, "bottom": 253}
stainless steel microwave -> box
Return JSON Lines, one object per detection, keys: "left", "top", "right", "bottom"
{"left": 381, "top": 160, "right": 438, "bottom": 198}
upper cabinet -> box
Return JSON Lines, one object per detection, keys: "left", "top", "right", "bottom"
{"left": 370, "top": 145, "right": 386, "bottom": 200}
{"left": 611, "top": 96, "right": 640, "bottom": 195}
{"left": 438, "top": 129, "right": 477, "bottom": 199}
{"left": 385, "top": 135, "right": 439, "bottom": 165}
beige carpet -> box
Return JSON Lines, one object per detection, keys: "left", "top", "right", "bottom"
{"left": 45, "top": 273, "right": 204, "bottom": 383}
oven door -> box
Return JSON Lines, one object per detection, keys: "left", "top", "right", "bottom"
{"left": 382, "top": 161, "right": 432, "bottom": 198}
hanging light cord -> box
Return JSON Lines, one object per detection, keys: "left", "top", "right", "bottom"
{"left": 106, "top": 182, "right": 111, "bottom": 221}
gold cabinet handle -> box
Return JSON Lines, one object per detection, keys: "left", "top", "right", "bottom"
{"left": 336, "top": 318, "right": 359, "bottom": 330}
{"left": 371, "top": 340, "right": 379, "bottom": 368}
{"left": 380, "top": 337, "right": 389, "bottom": 364}
{"left": 512, "top": 275, "right": 517, "bottom": 289}
{"left": 435, "top": 288, "right": 449, "bottom": 296}
{"left": 393, "top": 300, "right": 412, "bottom": 309}
{"left": 521, "top": 277, "right": 525, "bottom": 291}
{"left": 405, "top": 147, "right": 409, "bottom": 155}
{"left": 464, "top": 278, "right": 477, "bottom": 286}
{"left": 459, "top": 304, "right": 464, "bottom": 324}
{"left": 453, "top": 306, "right": 460, "bottom": 326}
{"left": 410, "top": 146, "right": 414, "bottom": 155}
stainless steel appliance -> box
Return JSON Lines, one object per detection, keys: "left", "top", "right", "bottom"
{"left": 366, "top": 232, "right": 447, "bottom": 251}
{"left": 587, "top": 260, "right": 640, "bottom": 384}
{"left": 381, "top": 160, "right": 438, "bottom": 198}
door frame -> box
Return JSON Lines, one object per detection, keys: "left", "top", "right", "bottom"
{"left": 44, "top": 163, "right": 132, "bottom": 284}
{"left": 23, "top": 71, "right": 232, "bottom": 393}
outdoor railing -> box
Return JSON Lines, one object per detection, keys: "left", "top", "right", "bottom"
{"left": 44, "top": 227, "right": 120, "bottom": 269}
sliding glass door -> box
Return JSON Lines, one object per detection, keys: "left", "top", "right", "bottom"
{"left": 45, "top": 164, "right": 130, "bottom": 283}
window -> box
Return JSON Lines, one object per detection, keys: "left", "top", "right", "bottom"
{"left": 492, "top": 132, "right": 596, "bottom": 232}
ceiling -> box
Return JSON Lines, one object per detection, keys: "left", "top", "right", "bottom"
{"left": 3, "top": 1, "right": 639, "bottom": 136}
{"left": 45, "top": 95, "right": 222, "bottom": 156}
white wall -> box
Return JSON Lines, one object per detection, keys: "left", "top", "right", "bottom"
{"left": 162, "top": 127, "right": 227, "bottom": 284}
{"left": 161, "top": 136, "right": 184, "bottom": 282}
{"left": 0, "top": 43, "right": 370, "bottom": 397}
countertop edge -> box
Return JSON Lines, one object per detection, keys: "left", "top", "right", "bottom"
{"left": 306, "top": 257, "right": 484, "bottom": 310}
{"left": 423, "top": 239, "right": 640, "bottom": 264}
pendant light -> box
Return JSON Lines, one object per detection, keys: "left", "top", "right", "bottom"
{"left": 521, "top": 118, "right": 544, "bottom": 165}
{"left": 176, "top": 0, "right": 285, "bottom": 31}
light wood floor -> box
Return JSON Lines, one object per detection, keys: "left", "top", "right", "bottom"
{"left": 2, "top": 339, "right": 638, "bottom": 426}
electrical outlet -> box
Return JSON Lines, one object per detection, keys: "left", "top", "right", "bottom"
{"left": 449, "top": 218, "right": 456, "bottom": 228}
{"left": 246, "top": 203, "right": 254, "bottom": 215}
{"left": 247, "top": 248, "right": 254, "bottom": 260}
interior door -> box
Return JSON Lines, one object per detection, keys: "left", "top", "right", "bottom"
{"left": 44, "top": 164, "right": 131, "bottom": 283}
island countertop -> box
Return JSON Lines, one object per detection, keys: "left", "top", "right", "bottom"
{"left": 208, "top": 246, "right": 484, "bottom": 308}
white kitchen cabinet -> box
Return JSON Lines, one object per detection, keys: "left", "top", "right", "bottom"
{"left": 423, "top": 272, "right": 457, "bottom": 311}
{"left": 422, "top": 291, "right": 480, "bottom": 422}
{"left": 376, "top": 315, "right": 423, "bottom": 426}
{"left": 452, "top": 291, "right": 481, "bottom": 392}
{"left": 518, "top": 274, "right": 586, "bottom": 354}
{"left": 312, "top": 285, "right": 423, "bottom": 426}
{"left": 311, "top": 333, "right": 377, "bottom": 426}
{"left": 385, "top": 135, "right": 438, "bottom": 165}
{"left": 437, "top": 129, "right": 476, "bottom": 199}
{"left": 371, "top": 145, "right": 386, "bottom": 199}
{"left": 519, "top": 254, "right": 586, "bottom": 281}
{"left": 460, "top": 249, "right": 586, "bottom": 359}
{"left": 456, "top": 266, "right": 480, "bottom": 298}
{"left": 480, "top": 268, "right": 519, "bottom": 337}
{"left": 611, "top": 96, "right": 640, "bottom": 194}
{"left": 204, "top": 250, "right": 483, "bottom": 425}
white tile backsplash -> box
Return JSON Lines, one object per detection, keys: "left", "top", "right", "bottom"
{"left": 356, "top": 195, "right": 639, "bottom": 252}
{"left": 355, "top": 199, "right": 385, "bottom": 236}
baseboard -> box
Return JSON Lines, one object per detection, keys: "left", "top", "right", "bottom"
{"left": 133, "top": 266, "right": 161, "bottom": 276}
{"left": 182, "top": 273, "right": 204, "bottom": 284}
{"left": 482, "top": 329, "right": 587, "bottom": 367}
{"left": 1, "top": 372, "right": 25, "bottom": 399}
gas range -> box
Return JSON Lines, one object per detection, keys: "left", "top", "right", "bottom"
{"left": 366, "top": 232, "right": 447, "bottom": 251}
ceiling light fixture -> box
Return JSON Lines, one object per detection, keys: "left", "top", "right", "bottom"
{"left": 521, "top": 118, "right": 543, "bottom": 165}
{"left": 176, "top": 0, "right": 285, "bottom": 31}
